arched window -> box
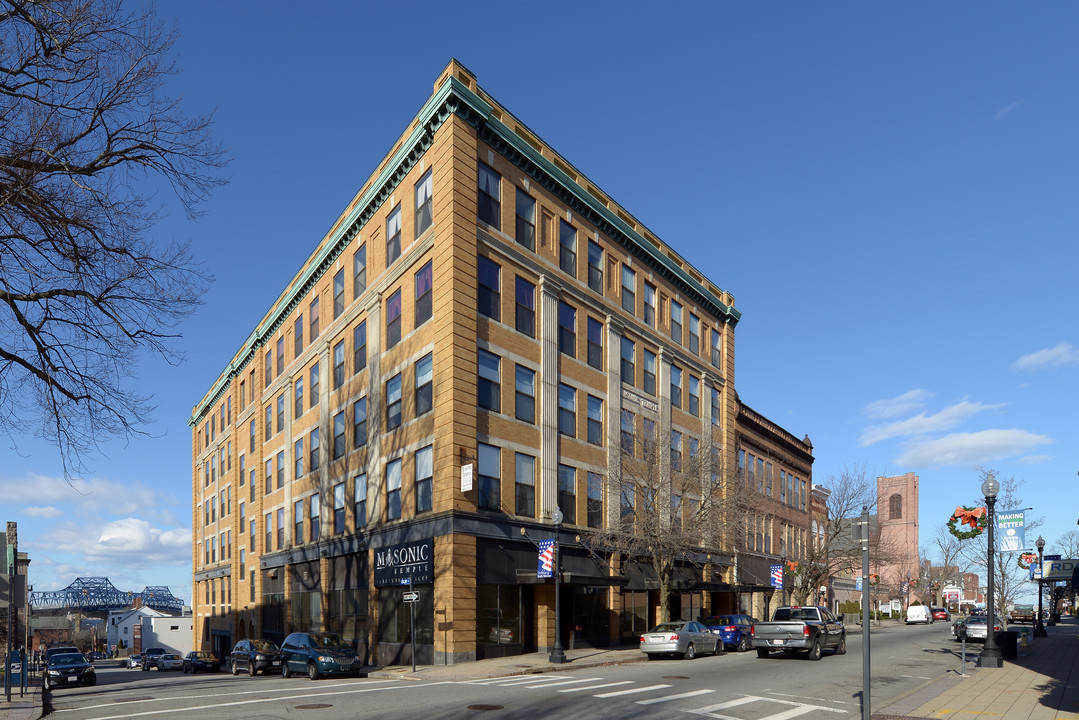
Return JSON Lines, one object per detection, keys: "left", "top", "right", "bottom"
{"left": 890, "top": 493, "right": 902, "bottom": 520}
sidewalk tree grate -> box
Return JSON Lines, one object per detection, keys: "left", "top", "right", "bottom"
{"left": 468, "top": 705, "right": 505, "bottom": 711}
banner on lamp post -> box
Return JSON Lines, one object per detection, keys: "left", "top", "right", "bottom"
{"left": 996, "top": 510, "right": 1025, "bottom": 552}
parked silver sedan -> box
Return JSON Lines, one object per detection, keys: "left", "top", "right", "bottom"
{"left": 639, "top": 620, "right": 720, "bottom": 660}
{"left": 957, "top": 616, "right": 1002, "bottom": 642}
{"left": 156, "top": 653, "right": 184, "bottom": 671}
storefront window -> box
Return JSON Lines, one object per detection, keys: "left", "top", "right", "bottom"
{"left": 477, "top": 584, "right": 521, "bottom": 648}
{"left": 619, "top": 590, "right": 649, "bottom": 642}
{"left": 377, "top": 585, "right": 434, "bottom": 645}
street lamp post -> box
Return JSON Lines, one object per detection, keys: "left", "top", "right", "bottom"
{"left": 549, "top": 508, "right": 567, "bottom": 664}
{"left": 978, "top": 475, "right": 1003, "bottom": 668}
{"left": 780, "top": 553, "right": 787, "bottom": 606}
{"left": 1034, "top": 535, "right": 1047, "bottom": 637}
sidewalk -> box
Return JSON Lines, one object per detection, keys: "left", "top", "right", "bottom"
{"left": 875, "top": 618, "right": 1079, "bottom": 720}
{"left": 0, "top": 683, "right": 39, "bottom": 720}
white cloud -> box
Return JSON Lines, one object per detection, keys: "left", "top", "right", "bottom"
{"left": 860, "top": 400, "right": 1002, "bottom": 446}
{"left": 1016, "top": 454, "right": 1052, "bottom": 464}
{"left": 1012, "top": 342, "right": 1079, "bottom": 371}
{"left": 895, "top": 429, "right": 1052, "bottom": 468}
{"left": 863, "top": 389, "right": 934, "bottom": 420}
{"left": 23, "top": 506, "right": 62, "bottom": 519}
{"left": 995, "top": 100, "right": 1024, "bottom": 120}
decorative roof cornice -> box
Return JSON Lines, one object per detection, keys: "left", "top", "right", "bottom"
{"left": 192, "top": 70, "right": 738, "bottom": 424}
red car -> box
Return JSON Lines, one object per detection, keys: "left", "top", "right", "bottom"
{"left": 931, "top": 608, "right": 951, "bottom": 621}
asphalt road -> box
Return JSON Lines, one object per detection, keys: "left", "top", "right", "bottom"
{"left": 43, "top": 622, "right": 969, "bottom": 720}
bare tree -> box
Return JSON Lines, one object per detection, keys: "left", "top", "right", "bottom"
{"left": 580, "top": 426, "right": 753, "bottom": 623}
{"left": 1052, "top": 530, "right": 1079, "bottom": 559}
{"left": 921, "top": 525, "right": 971, "bottom": 603}
{"left": 0, "top": 0, "right": 225, "bottom": 474}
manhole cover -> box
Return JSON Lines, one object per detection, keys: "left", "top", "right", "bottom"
{"left": 662, "top": 676, "right": 689, "bottom": 680}
{"left": 468, "top": 705, "right": 505, "bottom": 711}
{"left": 295, "top": 704, "right": 332, "bottom": 710}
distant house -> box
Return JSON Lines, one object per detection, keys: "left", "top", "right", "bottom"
{"left": 139, "top": 614, "right": 194, "bottom": 657}
{"left": 106, "top": 606, "right": 166, "bottom": 654}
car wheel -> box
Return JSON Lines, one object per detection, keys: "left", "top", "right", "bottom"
{"left": 756, "top": 648, "right": 770, "bottom": 659}
{"left": 231, "top": 661, "right": 239, "bottom": 676}
{"left": 737, "top": 635, "right": 749, "bottom": 652}
{"left": 281, "top": 662, "right": 292, "bottom": 679}
{"left": 250, "top": 662, "right": 257, "bottom": 677}
{"left": 835, "top": 634, "right": 846, "bottom": 655}
{"left": 807, "top": 638, "right": 822, "bottom": 661}
{"left": 684, "top": 643, "right": 696, "bottom": 660}
{"left": 307, "top": 662, "right": 320, "bottom": 680}
{"left": 714, "top": 640, "right": 722, "bottom": 656}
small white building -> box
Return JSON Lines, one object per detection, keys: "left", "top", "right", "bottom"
{"left": 139, "top": 614, "right": 193, "bottom": 657}
{"left": 106, "top": 606, "right": 166, "bottom": 655}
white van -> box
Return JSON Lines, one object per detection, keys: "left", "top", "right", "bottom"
{"left": 906, "top": 605, "right": 933, "bottom": 625}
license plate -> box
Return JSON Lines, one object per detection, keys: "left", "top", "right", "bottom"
{"left": 67, "top": 676, "right": 77, "bottom": 682}
{"left": 272, "top": 661, "right": 280, "bottom": 666}
{"left": 771, "top": 639, "right": 783, "bottom": 645}
{"left": 650, "top": 635, "right": 665, "bottom": 642}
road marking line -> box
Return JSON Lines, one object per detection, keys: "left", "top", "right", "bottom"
{"left": 472, "top": 673, "right": 579, "bottom": 685}
{"left": 689, "top": 696, "right": 760, "bottom": 713}
{"left": 594, "top": 683, "right": 671, "bottom": 698}
{"left": 558, "top": 681, "right": 633, "bottom": 693}
{"left": 522, "top": 677, "right": 603, "bottom": 689}
{"left": 757, "top": 705, "right": 820, "bottom": 720}
{"left": 636, "top": 689, "right": 715, "bottom": 704}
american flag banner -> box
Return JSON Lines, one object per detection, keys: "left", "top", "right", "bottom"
{"left": 770, "top": 564, "right": 783, "bottom": 588}
{"left": 901, "top": 581, "right": 909, "bottom": 594}
{"left": 537, "top": 540, "right": 555, "bottom": 579}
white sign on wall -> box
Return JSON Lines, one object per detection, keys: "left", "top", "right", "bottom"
{"left": 461, "top": 463, "right": 473, "bottom": 492}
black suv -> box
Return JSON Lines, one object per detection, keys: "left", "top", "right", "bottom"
{"left": 141, "top": 647, "right": 168, "bottom": 671}
{"left": 229, "top": 639, "right": 282, "bottom": 676}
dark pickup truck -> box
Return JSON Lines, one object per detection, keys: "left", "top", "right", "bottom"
{"left": 750, "top": 606, "right": 846, "bottom": 660}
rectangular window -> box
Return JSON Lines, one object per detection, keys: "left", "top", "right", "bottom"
{"left": 711, "top": 387, "right": 721, "bottom": 426}
{"left": 766, "top": 462, "right": 773, "bottom": 497}
{"left": 415, "top": 445, "right": 433, "bottom": 514}
{"left": 711, "top": 328, "right": 722, "bottom": 367}
{"left": 514, "top": 364, "right": 535, "bottom": 423}
{"left": 354, "top": 474, "right": 367, "bottom": 528}
{"left": 294, "top": 377, "right": 303, "bottom": 418}
{"left": 239, "top": 455, "right": 245, "bottom": 486}
{"left": 309, "top": 494, "right": 320, "bottom": 541}
{"left": 333, "top": 482, "right": 346, "bottom": 534}
{"left": 671, "top": 300, "right": 683, "bottom": 344}
{"left": 310, "top": 428, "right": 320, "bottom": 471}
{"left": 477, "top": 256, "right": 500, "bottom": 321}
{"left": 415, "top": 260, "right": 433, "bottom": 326}
{"left": 294, "top": 315, "right": 303, "bottom": 359}
{"left": 644, "top": 283, "right": 656, "bottom": 326}
{"left": 264, "top": 405, "right": 271, "bottom": 441}
{"left": 477, "top": 163, "right": 500, "bottom": 228}
{"left": 688, "top": 375, "right": 700, "bottom": 416}
{"left": 587, "top": 472, "right": 603, "bottom": 528}
{"left": 276, "top": 450, "right": 284, "bottom": 489}
{"left": 294, "top": 438, "right": 303, "bottom": 478}
{"left": 558, "top": 465, "right": 576, "bottom": 524}
{"left": 333, "top": 269, "right": 345, "bottom": 319}
{"left": 276, "top": 337, "right": 284, "bottom": 378}
{"left": 620, "top": 336, "right": 635, "bottom": 385}
{"left": 477, "top": 349, "right": 500, "bottom": 412}
{"left": 515, "top": 276, "right": 534, "bottom": 338}
{"left": 353, "top": 397, "right": 367, "bottom": 448}
{"left": 251, "top": 517, "right": 256, "bottom": 551}
{"left": 264, "top": 513, "right": 271, "bottom": 554}
{"left": 414, "top": 169, "right": 432, "bottom": 238}
{"left": 310, "top": 361, "right": 320, "bottom": 409}
{"left": 587, "top": 240, "right": 603, "bottom": 293}
{"left": 239, "top": 549, "right": 246, "bottom": 579}
{"left": 276, "top": 508, "right": 285, "bottom": 550}
{"left": 310, "top": 297, "right": 320, "bottom": 341}
{"left": 478, "top": 443, "right": 500, "bottom": 511}
{"left": 670, "top": 365, "right": 682, "bottom": 409}
{"left": 387, "top": 458, "right": 402, "bottom": 520}
{"left": 333, "top": 340, "right": 345, "bottom": 389}
{"left": 386, "top": 289, "right": 402, "bottom": 348}
{"left": 354, "top": 321, "right": 367, "bottom": 373}
{"left": 643, "top": 350, "right": 656, "bottom": 396}
{"left": 264, "top": 350, "right": 271, "bottom": 388}
{"left": 240, "top": 380, "right": 246, "bottom": 412}
{"left": 386, "top": 373, "right": 403, "bottom": 430}
{"left": 277, "top": 393, "right": 285, "bottom": 433}
{"left": 620, "top": 410, "right": 635, "bottom": 454}
{"left": 387, "top": 204, "right": 402, "bottom": 265}
{"left": 620, "top": 482, "right": 635, "bottom": 530}
{"left": 622, "top": 265, "right": 636, "bottom": 314}
{"left": 353, "top": 244, "right": 367, "bottom": 300}
{"left": 415, "top": 352, "right": 433, "bottom": 416}
{"left": 333, "top": 411, "right": 345, "bottom": 460}
{"left": 293, "top": 499, "right": 304, "bottom": 546}
{"left": 514, "top": 452, "right": 535, "bottom": 517}
{"left": 558, "top": 383, "right": 576, "bottom": 437}
{"left": 586, "top": 317, "right": 602, "bottom": 370}
{"left": 671, "top": 430, "right": 682, "bottom": 472}
{"left": 587, "top": 395, "right": 603, "bottom": 446}
{"left": 689, "top": 314, "right": 700, "bottom": 356}
{"left": 515, "top": 188, "right": 535, "bottom": 250}
{"left": 558, "top": 302, "right": 575, "bottom": 357}
{"left": 559, "top": 220, "right": 576, "bottom": 277}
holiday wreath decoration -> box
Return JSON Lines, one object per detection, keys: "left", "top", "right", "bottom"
{"left": 1018, "top": 552, "right": 1037, "bottom": 570}
{"left": 947, "top": 505, "right": 987, "bottom": 540}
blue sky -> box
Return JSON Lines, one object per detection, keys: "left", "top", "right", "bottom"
{"left": 4, "top": 2, "right": 1078, "bottom": 605}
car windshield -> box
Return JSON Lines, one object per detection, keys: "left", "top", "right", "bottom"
{"left": 703, "top": 616, "right": 732, "bottom": 627}
{"left": 310, "top": 633, "right": 349, "bottom": 649}
{"left": 51, "top": 654, "right": 86, "bottom": 667}
{"left": 252, "top": 640, "right": 279, "bottom": 652}
{"left": 648, "top": 623, "right": 684, "bottom": 633}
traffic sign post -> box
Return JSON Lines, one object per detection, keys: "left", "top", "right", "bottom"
{"left": 403, "top": 590, "right": 418, "bottom": 673}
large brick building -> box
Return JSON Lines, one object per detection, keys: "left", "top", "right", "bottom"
{"left": 189, "top": 60, "right": 814, "bottom": 664}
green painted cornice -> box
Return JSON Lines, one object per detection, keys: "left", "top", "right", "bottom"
{"left": 191, "top": 70, "right": 738, "bottom": 424}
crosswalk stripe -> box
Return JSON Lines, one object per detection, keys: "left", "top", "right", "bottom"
{"left": 522, "top": 677, "right": 602, "bottom": 689}
{"left": 558, "top": 681, "right": 633, "bottom": 693}
{"left": 594, "top": 683, "right": 672, "bottom": 698}
{"left": 690, "top": 696, "right": 759, "bottom": 713}
{"left": 636, "top": 689, "right": 715, "bottom": 704}
{"left": 756, "top": 705, "right": 820, "bottom": 720}
{"left": 472, "top": 674, "right": 578, "bottom": 686}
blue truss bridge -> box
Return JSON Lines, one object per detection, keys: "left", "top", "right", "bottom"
{"left": 29, "top": 576, "right": 184, "bottom": 613}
